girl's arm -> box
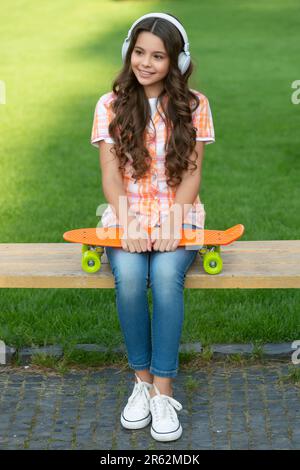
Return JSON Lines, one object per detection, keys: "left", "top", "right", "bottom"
{"left": 99, "top": 141, "right": 135, "bottom": 227}
{"left": 169, "top": 141, "right": 204, "bottom": 223}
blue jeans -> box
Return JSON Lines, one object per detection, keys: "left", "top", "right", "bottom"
{"left": 105, "top": 223, "right": 200, "bottom": 378}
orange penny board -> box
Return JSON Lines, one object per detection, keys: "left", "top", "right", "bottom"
{"left": 63, "top": 224, "right": 245, "bottom": 248}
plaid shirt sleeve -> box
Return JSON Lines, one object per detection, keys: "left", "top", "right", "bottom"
{"left": 192, "top": 93, "right": 215, "bottom": 144}
{"left": 91, "top": 94, "right": 115, "bottom": 148}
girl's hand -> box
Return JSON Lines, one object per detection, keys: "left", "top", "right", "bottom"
{"left": 150, "top": 214, "right": 182, "bottom": 252}
{"left": 121, "top": 216, "right": 152, "bottom": 253}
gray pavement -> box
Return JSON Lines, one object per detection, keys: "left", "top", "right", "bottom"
{"left": 0, "top": 362, "right": 299, "bottom": 450}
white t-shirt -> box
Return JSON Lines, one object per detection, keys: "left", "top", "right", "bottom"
{"left": 148, "top": 96, "right": 158, "bottom": 118}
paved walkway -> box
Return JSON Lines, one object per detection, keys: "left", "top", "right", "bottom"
{"left": 0, "top": 362, "right": 299, "bottom": 450}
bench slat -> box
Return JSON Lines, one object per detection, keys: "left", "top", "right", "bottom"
{"left": 0, "top": 241, "right": 299, "bottom": 289}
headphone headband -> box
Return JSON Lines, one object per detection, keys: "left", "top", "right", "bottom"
{"left": 121, "top": 12, "right": 191, "bottom": 74}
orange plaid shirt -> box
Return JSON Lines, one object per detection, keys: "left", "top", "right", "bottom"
{"left": 91, "top": 89, "right": 215, "bottom": 229}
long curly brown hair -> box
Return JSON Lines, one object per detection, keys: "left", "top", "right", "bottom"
{"left": 108, "top": 13, "right": 200, "bottom": 188}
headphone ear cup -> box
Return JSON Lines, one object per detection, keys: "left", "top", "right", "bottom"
{"left": 122, "top": 39, "right": 130, "bottom": 63}
{"left": 178, "top": 52, "right": 190, "bottom": 75}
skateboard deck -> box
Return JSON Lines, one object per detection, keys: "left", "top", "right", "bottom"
{"left": 63, "top": 224, "right": 245, "bottom": 275}
{"left": 63, "top": 224, "right": 244, "bottom": 247}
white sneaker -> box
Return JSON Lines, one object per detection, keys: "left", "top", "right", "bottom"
{"left": 120, "top": 374, "right": 153, "bottom": 430}
{"left": 149, "top": 384, "right": 183, "bottom": 442}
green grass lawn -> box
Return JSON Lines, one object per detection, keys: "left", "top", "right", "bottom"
{"left": 0, "top": 0, "right": 299, "bottom": 357}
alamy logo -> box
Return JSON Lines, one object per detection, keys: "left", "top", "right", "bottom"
{"left": 291, "top": 340, "right": 300, "bottom": 365}
{"left": 0, "top": 80, "right": 6, "bottom": 104}
{"left": 291, "top": 80, "right": 300, "bottom": 104}
{"left": 0, "top": 340, "right": 6, "bottom": 365}
{"left": 95, "top": 197, "right": 205, "bottom": 247}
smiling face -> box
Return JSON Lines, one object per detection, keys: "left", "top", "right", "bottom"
{"left": 131, "top": 31, "right": 170, "bottom": 98}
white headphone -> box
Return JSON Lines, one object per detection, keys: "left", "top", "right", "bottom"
{"left": 121, "top": 12, "right": 191, "bottom": 75}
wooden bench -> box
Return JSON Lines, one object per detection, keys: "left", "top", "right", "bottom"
{"left": 0, "top": 240, "right": 299, "bottom": 289}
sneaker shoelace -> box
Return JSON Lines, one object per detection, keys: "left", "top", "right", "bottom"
{"left": 151, "top": 385, "right": 182, "bottom": 422}
{"left": 127, "top": 378, "right": 151, "bottom": 409}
